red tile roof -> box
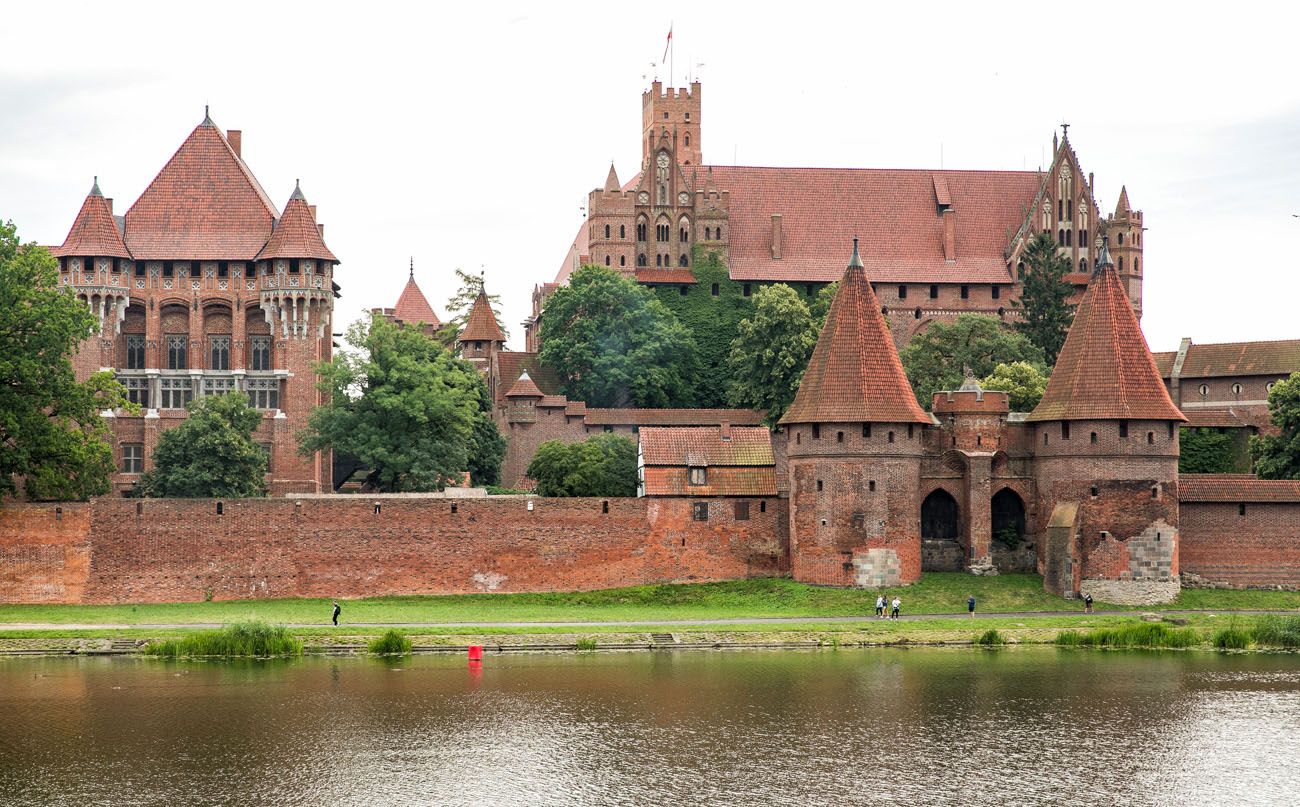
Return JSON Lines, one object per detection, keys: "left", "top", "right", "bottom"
{"left": 458, "top": 289, "right": 506, "bottom": 343}
{"left": 52, "top": 182, "right": 130, "bottom": 259}
{"left": 635, "top": 268, "right": 696, "bottom": 284}
{"left": 583, "top": 408, "right": 765, "bottom": 426}
{"left": 642, "top": 466, "right": 777, "bottom": 497}
{"left": 124, "top": 120, "right": 280, "bottom": 260}
{"left": 256, "top": 187, "right": 337, "bottom": 262}
{"left": 639, "top": 426, "right": 774, "bottom": 466}
{"left": 780, "top": 244, "right": 930, "bottom": 425}
{"left": 391, "top": 273, "right": 440, "bottom": 327}
{"left": 708, "top": 166, "right": 1040, "bottom": 283}
{"left": 555, "top": 221, "right": 587, "bottom": 284}
{"left": 1180, "top": 474, "right": 1300, "bottom": 503}
{"left": 1182, "top": 409, "right": 1264, "bottom": 430}
{"left": 1029, "top": 256, "right": 1185, "bottom": 423}
{"left": 494, "top": 352, "right": 564, "bottom": 406}
{"left": 1153, "top": 340, "right": 1300, "bottom": 380}
{"left": 505, "top": 371, "right": 544, "bottom": 398}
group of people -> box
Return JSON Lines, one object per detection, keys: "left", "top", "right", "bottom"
{"left": 874, "top": 594, "right": 902, "bottom": 619}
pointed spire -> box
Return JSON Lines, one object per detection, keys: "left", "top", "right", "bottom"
{"left": 604, "top": 162, "right": 621, "bottom": 192}
{"left": 52, "top": 180, "right": 130, "bottom": 259}
{"left": 392, "top": 263, "right": 439, "bottom": 327}
{"left": 848, "top": 236, "right": 863, "bottom": 269}
{"left": 289, "top": 178, "right": 306, "bottom": 202}
{"left": 506, "top": 370, "right": 545, "bottom": 399}
{"left": 89, "top": 176, "right": 102, "bottom": 197}
{"left": 458, "top": 285, "right": 507, "bottom": 344}
{"left": 780, "top": 241, "right": 930, "bottom": 425}
{"left": 1093, "top": 235, "right": 1114, "bottom": 275}
{"left": 201, "top": 104, "right": 214, "bottom": 126}
{"left": 1028, "top": 251, "right": 1184, "bottom": 423}
{"left": 1115, "top": 185, "right": 1131, "bottom": 216}
{"left": 255, "top": 185, "right": 337, "bottom": 261}
{"left": 409, "top": 256, "right": 414, "bottom": 279}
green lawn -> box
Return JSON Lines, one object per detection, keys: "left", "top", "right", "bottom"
{"left": 1, "top": 574, "right": 1297, "bottom": 627}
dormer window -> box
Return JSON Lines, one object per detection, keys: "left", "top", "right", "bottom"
{"left": 688, "top": 467, "right": 707, "bottom": 486}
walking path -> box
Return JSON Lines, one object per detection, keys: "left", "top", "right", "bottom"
{"left": 2, "top": 609, "right": 1290, "bottom": 632}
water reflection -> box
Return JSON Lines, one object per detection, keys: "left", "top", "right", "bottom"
{"left": 1, "top": 649, "right": 1298, "bottom": 806}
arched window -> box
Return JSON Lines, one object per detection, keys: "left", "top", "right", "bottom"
{"left": 680, "top": 227, "right": 688, "bottom": 243}
{"left": 604, "top": 225, "right": 610, "bottom": 239}
{"left": 619, "top": 225, "right": 625, "bottom": 239}
{"left": 1058, "top": 199, "right": 1064, "bottom": 221}
{"left": 1079, "top": 258, "right": 1087, "bottom": 272}
{"left": 637, "top": 253, "right": 647, "bottom": 267}
{"left": 1067, "top": 199, "right": 1073, "bottom": 221}
{"left": 1118, "top": 256, "right": 1124, "bottom": 272}
{"left": 1058, "top": 229, "right": 1065, "bottom": 245}
{"left": 1134, "top": 257, "right": 1140, "bottom": 272}
{"left": 1079, "top": 228, "right": 1088, "bottom": 247}
{"left": 636, "top": 221, "right": 647, "bottom": 241}
{"left": 1065, "top": 230, "right": 1073, "bottom": 246}
{"left": 679, "top": 254, "right": 689, "bottom": 267}
{"left": 685, "top": 133, "right": 690, "bottom": 146}
{"left": 704, "top": 228, "right": 711, "bottom": 241}
{"left": 620, "top": 255, "right": 626, "bottom": 267}
{"left": 1041, "top": 202, "right": 1051, "bottom": 230}
{"left": 604, "top": 255, "right": 611, "bottom": 266}
{"left": 1117, "top": 232, "right": 1124, "bottom": 245}
{"left": 921, "top": 490, "right": 960, "bottom": 541}
{"left": 655, "top": 254, "right": 662, "bottom": 267}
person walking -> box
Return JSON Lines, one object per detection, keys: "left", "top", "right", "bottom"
{"left": 875, "top": 594, "right": 885, "bottom": 619}
{"left": 967, "top": 594, "right": 976, "bottom": 619}
{"left": 1084, "top": 592, "right": 1093, "bottom": 614}
{"left": 890, "top": 596, "right": 901, "bottom": 620}
{"left": 331, "top": 601, "right": 341, "bottom": 626}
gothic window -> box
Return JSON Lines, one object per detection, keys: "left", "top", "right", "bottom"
{"left": 638, "top": 253, "right": 647, "bottom": 267}
{"left": 1118, "top": 256, "right": 1124, "bottom": 272}
{"left": 1065, "top": 230, "right": 1073, "bottom": 246}
{"left": 247, "top": 378, "right": 279, "bottom": 410}
{"left": 1134, "top": 257, "right": 1140, "bottom": 271}
{"left": 163, "top": 263, "right": 174, "bottom": 278}
{"left": 685, "top": 133, "right": 690, "bottom": 147}
{"left": 679, "top": 226, "right": 689, "bottom": 243}
{"left": 604, "top": 225, "right": 610, "bottom": 239}
{"left": 209, "top": 335, "right": 231, "bottom": 371}
{"left": 249, "top": 336, "right": 271, "bottom": 371}
{"left": 1058, "top": 200, "right": 1064, "bottom": 221}
{"left": 126, "top": 335, "right": 145, "bottom": 369}
{"left": 605, "top": 255, "right": 611, "bottom": 266}
{"left": 1118, "top": 232, "right": 1124, "bottom": 245}
{"left": 1067, "top": 199, "right": 1073, "bottom": 221}
{"left": 656, "top": 254, "right": 662, "bottom": 267}
{"left": 1057, "top": 229, "right": 1065, "bottom": 245}
{"left": 166, "top": 335, "right": 187, "bottom": 370}
{"left": 743, "top": 284, "right": 751, "bottom": 297}
{"left": 704, "top": 228, "right": 711, "bottom": 241}
{"left": 620, "top": 225, "right": 625, "bottom": 239}
{"left": 202, "top": 377, "right": 236, "bottom": 396}
{"left": 679, "top": 254, "right": 689, "bottom": 267}
{"left": 121, "top": 443, "right": 143, "bottom": 474}
{"left": 1079, "top": 258, "right": 1087, "bottom": 272}
{"left": 620, "top": 255, "right": 626, "bottom": 267}
{"left": 121, "top": 376, "right": 149, "bottom": 407}
{"left": 1080, "top": 228, "right": 1088, "bottom": 247}
{"left": 160, "top": 378, "right": 193, "bottom": 409}
{"left": 1119, "top": 420, "right": 1129, "bottom": 438}
{"left": 636, "top": 221, "right": 647, "bottom": 241}
{"left": 1041, "top": 202, "right": 1051, "bottom": 230}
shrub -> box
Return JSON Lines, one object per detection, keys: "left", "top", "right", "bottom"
{"left": 368, "top": 629, "right": 413, "bottom": 655}
{"left": 1054, "top": 623, "right": 1199, "bottom": 649}
{"left": 1251, "top": 615, "right": 1300, "bottom": 648}
{"left": 974, "top": 629, "right": 1005, "bottom": 646}
{"left": 1212, "top": 626, "right": 1251, "bottom": 650}
{"left": 146, "top": 622, "right": 301, "bottom": 658}
{"left": 575, "top": 637, "right": 597, "bottom": 652}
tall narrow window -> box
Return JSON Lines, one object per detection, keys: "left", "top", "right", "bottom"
{"left": 126, "top": 335, "right": 145, "bottom": 369}
{"left": 166, "top": 335, "right": 187, "bottom": 370}
{"left": 929, "top": 285, "right": 939, "bottom": 299}
{"left": 960, "top": 285, "right": 969, "bottom": 299}
{"left": 121, "top": 377, "right": 149, "bottom": 408}
{"left": 619, "top": 225, "right": 625, "bottom": 239}
{"left": 247, "top": 378, "right": 279, "bottom": 410}
{"left": 1119, "top": 421, "right": 1129, "bottom": 438}
{"left": 638, "top": 253, "right": 647, "bottom": 267}
{"left": 160, "top": 378, "right": 192, "bottom": 409}
{"left": 209, "top": 335, "right": 231, "bottom": 371}
{"left": 637, "top": 222, "right": 646, "bottom": 241}
{"left": 991, "top": 286, "right": 1000, "bottom": 300}
{"left": 604, "top": 225, "right": 611, "bottom": 239}
{"left": 250, "top": 336, "right": 271, "bottom": 371}
{"left": 121, "top": 443, "right": 143, "bottom": 474}
{"left": 679, "top": 254, "right": 689, "bottom": 267}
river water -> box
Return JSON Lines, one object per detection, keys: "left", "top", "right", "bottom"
{"left": 1, "top": 648, "right": 1298, "bottom": 806}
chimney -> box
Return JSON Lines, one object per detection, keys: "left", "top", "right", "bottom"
{"left": 309, "top": 205, "right": 317, "bottom": 220}
{"left": 771, "top": 214, "right": 782, "bottom": 259}
{"left": 317, "top": 224, "right": 325, "bottom": 238}
{"left": 942, "top": 207, "right": 956, "bottom": 262}
{"left": 106, "top": 198, "right": 113, "bottom": 213}
{"left": 720, "top": 420, "right": 731, "bottom": 441}
{"left": 227, "top": 130, "right": 242, "bottom": 158}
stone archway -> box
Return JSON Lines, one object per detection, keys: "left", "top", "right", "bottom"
{"left": 921, "top": 488, "right": 963, "bottom": 571}
{"left": 991, "top": 487, "right": 1034, "bottom": 571}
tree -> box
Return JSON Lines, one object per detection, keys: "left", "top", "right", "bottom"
{"left": 299, "top": 315, "right": 500, "bottom": 492}
{"left": 443, "top": 267, "right": 508, "bottom": 343}
{"left": 900, "top": 315, "right": 1045, "bottom": 409}
{"left": 526, "top": 434, "right": 637, "bottom": 497}
{"left": 981, "top": 361, "right": 1050, "bottom": 412}
{"left": 1013, "top": 232, "right": 1076, "bottom": 366}
{"left": 137, "top": 394, "right": 267, "bottom": 498}
{"left": 726, "top": 284, "right": 819, "bottom": 425}
{"left": 1180, "top": 427, "right": 1238, "bottom": 475}
{"left": 539, "top": 265, "right": 697, "bottom": 408}
{"left": 467, "top": 379, "right": 507, "bottom": 486}
{"left": 0, "top": 221, "right": 131, "bottom": 502}
{"left": 1251, "top": 373, "right": 1300, "bottom": 479}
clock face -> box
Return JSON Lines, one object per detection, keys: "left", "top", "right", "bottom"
{"left": 678, "top": 192, "right": 690, "bottom": 205}
{"left": 638, "top": 192, "right": 649, "bottom": 204}
{"left": 657, "top": 152, "right": 670, "bottom": 169}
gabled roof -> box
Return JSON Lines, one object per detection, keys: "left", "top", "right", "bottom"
{"left": 780, "top": 242, "right": 930, "bottom": 425}
{"left": 1181, "top": 474, "right": 1300, "bottom": 503}
{"left": 1029, "top": 245, "right": 1184, "bottom": 422}
{"left": 494, "top": 352, "right": 564, "bottom": 406}
{"left": 256, "top": 183, "right": 337, "bottom": 262}
{"left": 641, "top": 466, "right": 777, "bottom": 497}
{"left": 505, "top": 371, "right": 544, "bottom": 398}
{"left": 1153, "top": 340, "right": 1300, "bottom": 380}
{"left": 391, "top": 265, "right": 439, "bottom": 326}
{"left": 707, "top": 166, "right": 1040, "bottom": 283}
{"left": 583, "top": 408, "right": 765, "bottom": 426}
{"left": 640, "top": 426, "right": 774, "bottom": 466}
{"left": 52, "top": 179, "right": 131, "bottom": 259}
{"left": 458, "top": 289, "right": 506, "bottom": 343}
{"left": 124, "top": 118, "right": 280, "bottom": 260}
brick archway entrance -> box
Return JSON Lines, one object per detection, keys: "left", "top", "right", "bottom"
{"left": 921, "top": 489, "right": 960, "bottom": 541}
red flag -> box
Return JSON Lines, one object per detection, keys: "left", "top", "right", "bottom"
{"left": 662, "top": 25, "right": 672, "bottom": 63}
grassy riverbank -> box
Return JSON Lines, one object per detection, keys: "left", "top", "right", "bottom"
{"left": 2, "top": 575, "right": 1298, "bottom": 628}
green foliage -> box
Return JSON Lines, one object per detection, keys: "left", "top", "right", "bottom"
{"left": 485, "top": 485, "right": 530, "bottom": 495}
{"left": 901, "top": 315, "right": 1046, "bottom": 409}
{"left": 0, "top": 221, "right": 133, "bottom": 502}
{"left": 368, "top": 629, "right": 413, "bottom": 655}
{"left": 1013, "top": 232, "right": 1076, "bottom": 366}
{"left": 1180, "top": 427, "right": 1238, "bottom": 474}
{"left": 1251, "top": 373, "right": 1300, "bottom": 479}
{"left": 138, "top": 394, "right": 267, "bottom": 498}
{"left": 539, "top": 265, "right": 696, "bottom": 407}
{"left": 146, "top": 622, "right": 302, "bottom": 657}
{"left": 1054, "top": 622, "right": 1199, "bottom": 648}
{"left": 994, "top": 524, "right": 1024, "bottom": 550}
{"left": 526, "top": 434, "right": 637, "bottom": 497}
{"left": 1251, "top": 615, "right": 1300, "bottom": 648}
{"left": 809, "top": 281, "right": 838, "bottom": 325}
{"left": 1212, "top": 620, "right": 1252, "bottom": 650}
{"left": 300, "top": 315, "right": 498, "bottom": 492}
{"left": 974, "top": 628, "right": 1005, "bottom": 646}
{"left": 726, "top": 283, "right": 819, "bottom": 425}
{"left": 443, "top": 267, "right": 508, "bottom": 342}
{"left": 981, "top": 361, "right": 1049, "bottom": 412}
{"left": 653, "top": 248, "right": 755, "bottom": 408}
{"left": 575, "top": 637, "right": 597, "bottom": 651}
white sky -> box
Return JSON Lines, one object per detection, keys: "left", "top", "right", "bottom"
{"left": 2, "top": 1, "right": 1298, "bottom": 354}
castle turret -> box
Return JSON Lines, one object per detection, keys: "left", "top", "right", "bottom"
{"left": 52, "top": 177, "right": 133, "bottom": 343}
{"left": 1105, "top": 186, "right": 1144, "bottom": 316}
{"left": 1028, "top": 238, "right": 1184, "bottom": 602}
{"left": 504, "top": 370, "right": 544, "bottom": 424}
{"left": 457, "top": 285, "right": 506, "bottom": 374}
{"left": 780, "top": 239, "right": 931, "bottom": 588}
{"left": 379, "top": 259, "right": 440, "bottom": 336}
{"left": 642, "top": 80, "right": 701, "bottom": 167}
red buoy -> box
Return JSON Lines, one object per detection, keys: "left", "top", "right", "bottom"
{"left": 467, "top": 644, "right": 484, "bottom": 661}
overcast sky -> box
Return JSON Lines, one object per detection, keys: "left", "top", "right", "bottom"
{"left": 3, "top": 1, "right": 1298, "bottom": 354}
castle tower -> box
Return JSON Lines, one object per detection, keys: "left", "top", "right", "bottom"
{"left": 376, "top": 259, "right": 441, "bottom": 336}
{"left": 1028, "top": 238, "right": 1184, "bottom": 602}
{"left": 504, "top": 370, "right": 544, "bottom": 424}
{"left": 780, "top": 239, "right": 932, "bottom": 588}
{"left": 587, "top": 163, "right": 636, "bottom": 275}
{"left": 643, "top": 80, "right": 701, "bottom": 167}
{"left": 1105, "top": 186, "right": 1144, "bottom": 317}
{"left": 457, "top": 285, "right": 506, "bottom": 381}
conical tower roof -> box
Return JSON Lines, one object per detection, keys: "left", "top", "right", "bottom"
{"left": 505, "top": 371, "right": 544, "bottom": 398}
{"left": 392, "top": 260, "right": 439, "bottom": 326}
{"left": 1115, "top": 185, "right": 1131, "bottom": 216}
{"left": 780, "top": 240, "right": 929, "bottom": 425}
{"left": 458, "top": 287, "right": 506, "bottom": 343}
{"left": 604, "top": 163, "right": 620, "bottom": 192}
{"left": 257, "top": 181, "right": 337, "bottom": 262}
{"left": 1028, "top": 241, "right": 1183, "bottom": 422}
{"left": 52, "top": 178, "right": 131, "bottom": 259}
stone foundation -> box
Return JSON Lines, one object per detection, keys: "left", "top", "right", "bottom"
{"left": 1080, "top": 578, "right": 1180, "bottom": 605}
{"left": 853, "top": 548, "right": 902, "bottom": 588}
